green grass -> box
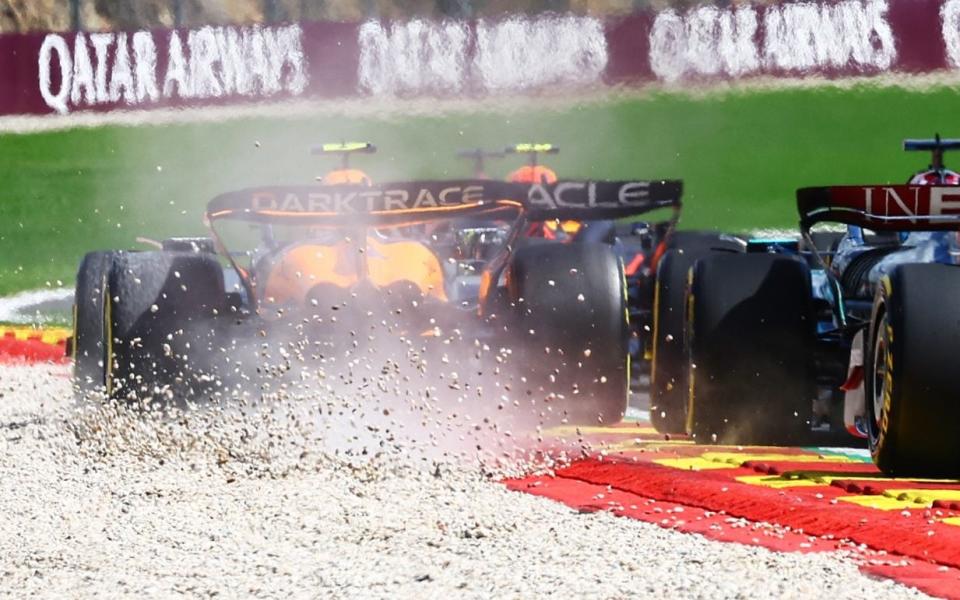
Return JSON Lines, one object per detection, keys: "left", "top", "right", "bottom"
{"left": 2, "top": 83, "right": 959, "bottom": 296}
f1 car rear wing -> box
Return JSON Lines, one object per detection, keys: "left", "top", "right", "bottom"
{"left": 903, "top": 137, "right": 960, "bottom": 152}
{"left": 524, "top": 180, "right": 681, "bottom": 220}
{"left": 797, "top": 185, "right": 960, "bottom": 231}
{"left": 457, "top": 148, "right": 505, "bottom": 178}
{"left": 206, "top": 179, "right": 682, "bottom": 227}
{"left": 903, "top": 135, "right": 960, "bottom": 180}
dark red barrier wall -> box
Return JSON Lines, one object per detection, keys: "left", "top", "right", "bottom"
{"left": 6, "top": 0, "right": 960, "bottom": 117}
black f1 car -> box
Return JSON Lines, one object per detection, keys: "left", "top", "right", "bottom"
{"left": 664, "top": 137, "right": 960, "bottom": 476}
{"left": 454, "top": 143, "right": 746, "bottom": 428}
{"left": 71, "top": 170, "right": 683, "bottom": 425}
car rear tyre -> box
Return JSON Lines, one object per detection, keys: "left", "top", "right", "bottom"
{"left": 650, "top": 243, "right": 743, "bottom": 435}
{"left": 509, "top": 242, "right": 629, "bottom": 424}
{"left": 104, "top": 251, "right": 227, "bottom": 404}
{"left": 687, "top": 254, "right": 815, "bottom": 445}
{"left": 865, "top": 264, "right": 960, "bottom": 476}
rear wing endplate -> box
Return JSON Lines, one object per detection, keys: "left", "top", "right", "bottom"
{"left": 798, "top": 185, "right": 960, "bottom": 231}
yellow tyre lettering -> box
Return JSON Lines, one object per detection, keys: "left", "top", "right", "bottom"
{"left": 880, "top": 275, "right": 892, "bottom": 297}
{"left": 877, "top": 320, "right": 894, "bottom": 450}
{"left": 625, "top": 353, "right": 632, "bottom": 404}
{"left": 685, "top": 288, "right": 696, "bottom": 434}
{"left": 874, "top": 278, "right": 894, "bottom": 456}
{"left": 623, "top": 259, "right": 631, "bottom": 402}
{"left": 620, "top": 259, "right": 629, "bottom": 325}
{"left": 650, "top": 277, "right": 662, "bottom": 387}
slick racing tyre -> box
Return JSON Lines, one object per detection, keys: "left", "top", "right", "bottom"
{"left": 865, "top": 264, "right": 960, "bottom": 476}
{"left": 510, "top": 242, "right": 629, "bottom": 424}
{"left": 687, "top": 254, "right": 815, "bottom": 445}
{"left": 650, "top": 241, "right": 742, "bottom": 435}
{"left": 86, "top": 251, "right": 227, "bottom": 404}
{"left": 73, "top": 250, "right": 121, "bottom": 398}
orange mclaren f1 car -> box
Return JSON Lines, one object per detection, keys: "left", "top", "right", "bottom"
{"left": 70, "top": 143, "right": 683, "bottom": 424}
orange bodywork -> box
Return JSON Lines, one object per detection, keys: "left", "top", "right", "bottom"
{"left": 263, "top": 166, "right": 448, "bottom": 305}
{"left": 543, "top": 219, "right": 582, "bottom": 239}
{"left": 367, "top": 237, "right": 446, "bottom": 300}
{"left": 262, "top": 237, "right": 447, "bottom": 306}
{"left": 320, "top": 169, "right": 373, "bottom": 186}
{"left": 507, "top": 165, "right": 558, "bottom": 185}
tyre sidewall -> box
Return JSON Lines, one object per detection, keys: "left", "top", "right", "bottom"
{"left": 650, "top": 249, "right": 698, "bottom": 433}
{"left": 866, "top": 276, "right": 896, "bottom": 468}
{"left": 509, "top": 243, "right": 629, "bottom": 423}
{"left": 73, "top": 251, "right": 119, "bottom": 397}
